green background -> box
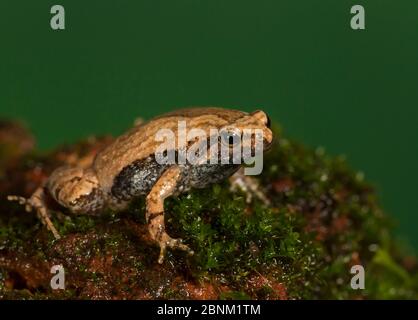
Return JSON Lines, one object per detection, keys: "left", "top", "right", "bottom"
{"left": 0, "top": 1, "right": 417, "bottom": 252}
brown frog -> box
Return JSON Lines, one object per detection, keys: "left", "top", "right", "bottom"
{"left": 9, "top": 107, "right": 273, "bottom": 263}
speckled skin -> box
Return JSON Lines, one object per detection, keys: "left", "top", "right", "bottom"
{"left": 8, "top": 107, "right": 273, "bottom": 263}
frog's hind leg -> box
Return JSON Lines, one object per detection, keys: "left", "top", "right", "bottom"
{"left": 145, "top": 165, "right": 194, "bottom": 264}
{"left": 229, "top": 167, "right": 271, "bottom": 205}
{"left": 8, "top": 187, "right": 61, "bottom": 240}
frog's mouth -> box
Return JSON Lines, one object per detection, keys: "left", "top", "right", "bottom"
{"left": 261, "top": 127, "right": 274, "bottom": 151}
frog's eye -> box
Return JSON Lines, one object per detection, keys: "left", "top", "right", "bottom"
{"left": 220, "top": 129, "right": 241, "bottom": 147}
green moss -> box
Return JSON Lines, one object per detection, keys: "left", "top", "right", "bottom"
{"left": 162, "top": 183, "right": 324, "bottom": 298}
{"left": 54, "top": 215, "right": 96, "bottom": 236}
{"left": 220, "top": 291, "right": 251, "bottom": 300}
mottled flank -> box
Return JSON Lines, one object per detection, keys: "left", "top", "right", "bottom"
{"left": 111, "top": 154, "right": 240, "bottom": 201}
{"left": 185, "top": 163, "right": 239, "bottom": 188}
{"left": 112, "top": 156, "right": 169, "bottom": 201}
{"left": 0, "top": 121, "right": 417, "bottom": 300}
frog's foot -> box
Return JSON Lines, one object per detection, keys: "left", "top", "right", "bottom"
{"left": 158, "top": 235, "right": 193, "bottom": 264}
{"left": 229, "top": 167, "right": 271, "bottom": 206}
{"left": 8, "top": 187, "right": 61, "bottom": 240}
{"left": 150, "top": 219, "right": 194, "bottom": 264}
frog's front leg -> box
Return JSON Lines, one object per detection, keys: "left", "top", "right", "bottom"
{"left": 146, "top": 165, "right": 194, "bottom": 264}
{"left": 229, "top": 167, "right": 271, "bottom": 205}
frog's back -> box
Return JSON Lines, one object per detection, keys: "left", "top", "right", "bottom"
{"left": 93, "top": 107, "right": 247, "bottom": 191}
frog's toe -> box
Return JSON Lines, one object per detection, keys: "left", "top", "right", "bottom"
{"left": 157, "top": 236, "right": 194, "bottom": 263}
{"left": 166, "top": 236, "right": 193, "bottom": 254}
{"left": 169, "top": 238, "right": 194, "bottom": 255}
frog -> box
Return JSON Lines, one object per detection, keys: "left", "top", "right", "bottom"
{"left": 8, "top": 107, "right": 273, "bottom": 263}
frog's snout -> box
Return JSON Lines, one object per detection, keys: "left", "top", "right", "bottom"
{"left": 263, "top": 122, "right": 274, "bottom": 151}
{"left": 263, "top": 131, "right": 274, "bottom": 151}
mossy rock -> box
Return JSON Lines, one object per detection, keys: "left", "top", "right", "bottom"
{"left": 0, "top": 122, "right": 416, "bottom": 299}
